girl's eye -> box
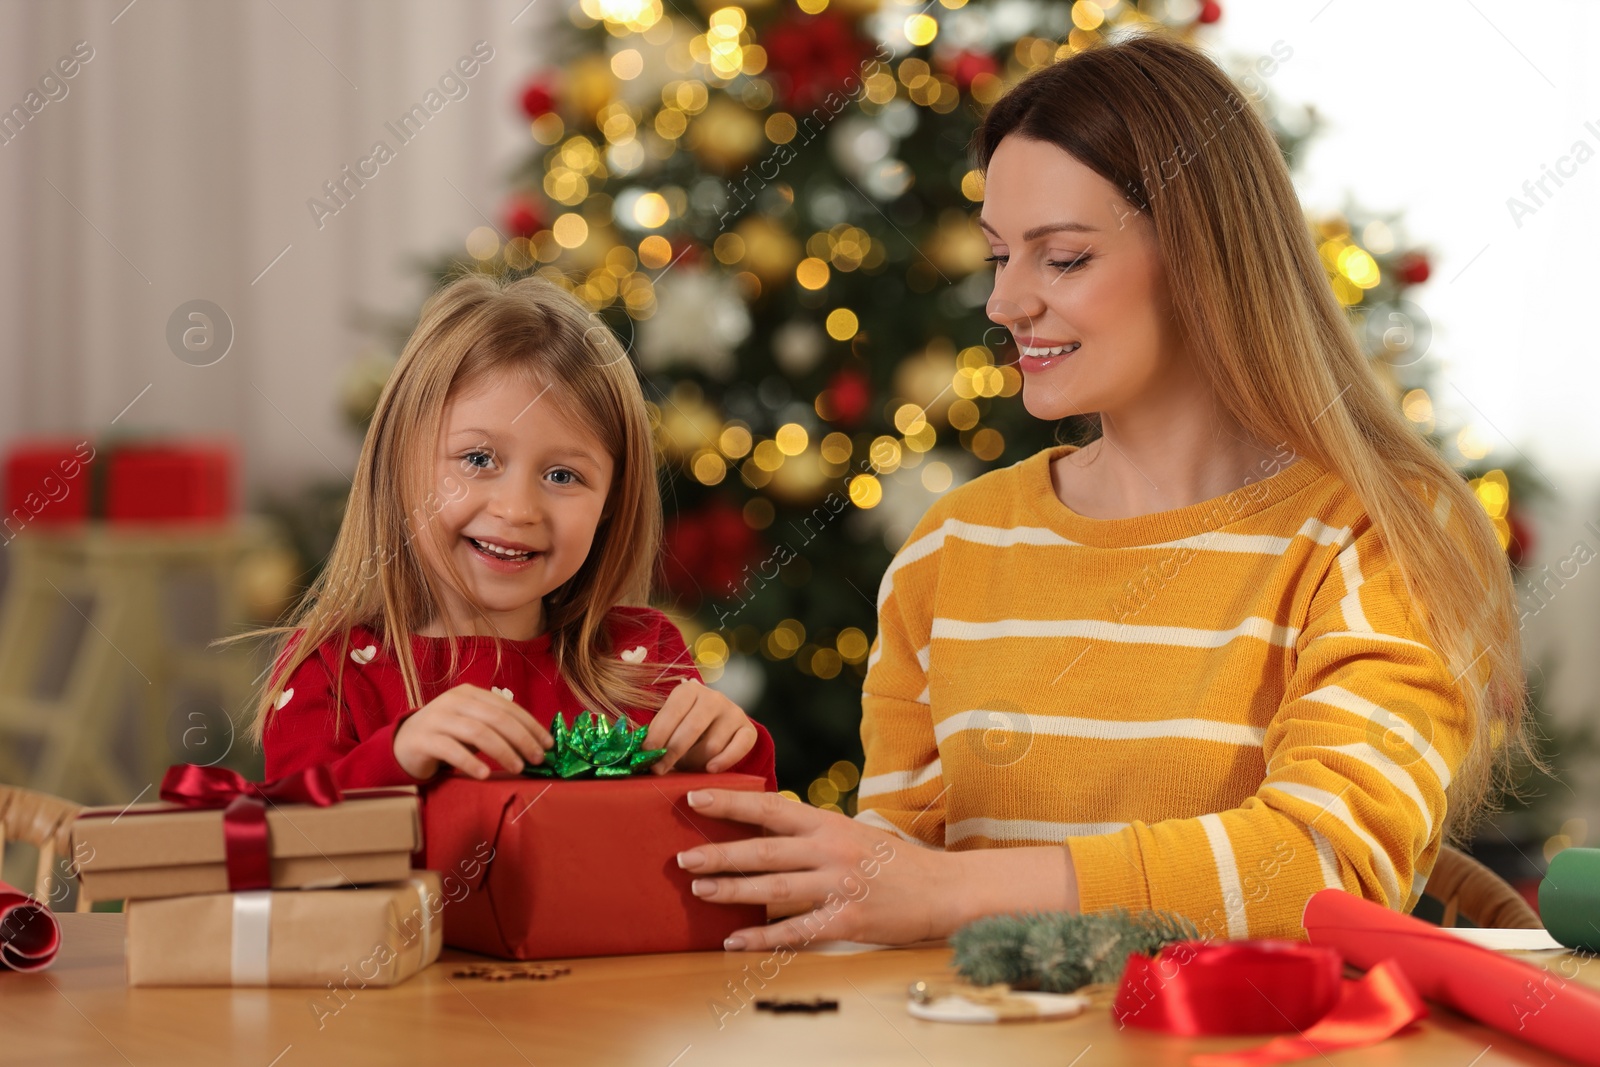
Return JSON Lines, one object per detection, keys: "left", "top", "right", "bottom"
{"left": 547, "top": 468, "right": 581, "bottom": 486}
{"left": 461, "top": 449, "right": 496, "bottom": 470}
{"left": 984, "top": 253, "right": 1008, "bottom": 265}
{"left": 1048, "top": 252, "right": 1093, "bottom": 273}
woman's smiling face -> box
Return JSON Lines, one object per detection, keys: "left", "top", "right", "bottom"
{"left": 981, "top": 135, "right": 1187, "bottom": 423}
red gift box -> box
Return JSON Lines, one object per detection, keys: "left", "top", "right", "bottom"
{"left": 422, "top": 773, "right": 767, "bottom": 960}
{"left": 3, "top": 438, "right": 96, "bottom": 530}
{"left": 106, "top": 442, "right": 233, "bottom": 523}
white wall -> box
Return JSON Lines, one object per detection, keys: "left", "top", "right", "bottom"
{"left": 1208, "top": 0, "right": 1600, "bottom": 821}
{"left": 0, "top": 0, "right": 548, "bottom": 493}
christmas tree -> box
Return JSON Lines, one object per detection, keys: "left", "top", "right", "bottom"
{"left": 299, "top": 0, "right": 1540, "bottom": 806}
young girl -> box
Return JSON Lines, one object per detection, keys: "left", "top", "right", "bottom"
{"left": 254, "top": 273, "right": 777, "bottom": 793}
{"left": 676, "top": 32, "right": 1530, "bottom": 949}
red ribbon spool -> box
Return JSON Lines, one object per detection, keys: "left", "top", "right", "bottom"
{"left": 1112, "top": 940, "right": 1426, "bottom": 1067}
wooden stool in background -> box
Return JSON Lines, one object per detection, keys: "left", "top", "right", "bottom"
{"left": 0, "top": 522, "right": 268, "bottom": 805}
{"left": 0, "top": 783, "right": 85, "bottom": 909}
{"left": 1420, "top": 845, "right": 1543, "bottom": 929}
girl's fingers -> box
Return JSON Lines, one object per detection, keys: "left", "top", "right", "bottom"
{"left": 655, "top": 702, "right": 714, "bottom": 774}
{"left": 642, "top": 681, "right": 694, "bottom": 753}
{"left": 704, "top": 722, "right": 758, "bottom": 773}
{"left": 427, "top": 735, "right": 490, "bottom": 780}
{"left": 445, "top": 714, "right": 527, "bottom": 774}
{"left": 451, "top": 684, "right": 554, "bottom": 748}
{"left": 460, "top": 695, "right": 548, "bottom": 764}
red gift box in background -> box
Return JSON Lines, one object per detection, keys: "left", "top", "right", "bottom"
{"left": 2, "top": 439, "right": 95, "bottom": 529}
{"left": 423, "top": 773, "right": 767, "bottom": 960}
{"left": 3, "top": 438, "right": 234, "bottom": 530}
{"left": 106, "top": 442, "right": 233, "bottom": 523}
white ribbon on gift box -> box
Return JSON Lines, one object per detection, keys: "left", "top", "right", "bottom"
{"left": 230, "top": 891, "right": 273, "bottom": 986}
{"left": 229, "top": 878, "right": 436, "bottom": 986}
{"left": 407, "top": 877, "right": 433, "bottom": 964}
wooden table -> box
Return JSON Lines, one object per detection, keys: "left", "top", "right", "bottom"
{"left": 0, "top": 914, "right": 1578, "bottom": 1066}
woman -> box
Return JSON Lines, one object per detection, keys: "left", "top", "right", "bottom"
{"left": 676, "top": 31, "right": 1528, "bottom": 948}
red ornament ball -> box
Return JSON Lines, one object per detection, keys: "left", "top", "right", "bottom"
{"left": 1397, "top": 251, "right": 1431, "bottom": 286}
{"left": 520, "top": 80, "right": 556, "bottom": 119}
{"left": 826, "top": 368, "right": 871, "bottom": 427}
{"left": 1198, "top": 1, "right": 1223, "bottom": 23}
{"left": 763, "top": 11, "right": 874, "bottom": 112}
{"left": 943, "top": 50, "right": 999, "bottom": 91}
{"left": 666, "top": 236, "right": 703, "bottom": 267}
{"left": 1507, "top": 509, "right": 1534, "bottom": 569}
{"left": 659, "top": 499, "right": 763, "bottom": 603}
{"left": 504, "top": 195, "right": 543, "bottom": 238}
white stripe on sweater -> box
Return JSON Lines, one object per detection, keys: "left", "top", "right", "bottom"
{"left": 857, "top": 759, "right": 943, "bottom": 799}
{"left": 1335, "top": 542, "right": 1372, "bottom": 633}
{"left": 1199, "top": 813, "right": 1249, "bottom": 939}
{"left": 1299, "top": 684, "right": 1452, "bottom": 789}
{"left": 945, "top": 818, "right": 1129, "bottom": 846}
{"left": 1263, "top": 780, "right": 1402, "bottom": 906}
{"left": 1144, "top": 517, "right": 1351, "bottom": 556}
{"left": 853, "top": 808, "right": 933, "bottom": 847}
{"left": 933, "top": 712, "right": 1266, "bottom": 748}
{"left": 1309, "top": 828, "right": 1343, "bottom": 890}
{"left": 1315, "top": 741, "right": 1435, "bottom": 837}
{"left": 931, "top": 616, "right": 1299, "bottom": 649}
{"left": 878, "top": 520, "right": 1077, "bottom": 610}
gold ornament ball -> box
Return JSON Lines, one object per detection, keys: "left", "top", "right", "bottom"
{"left": 687, "top": 96, "right": 765, "bottom": 172}
{"left": 922, "top": 210, "right": 992, "bottom": 278}
{"left": 658, "top": 395, "right": 724, "bottom": 460}
{"left": 568, "top": 55, "right": 617, "bottom": 118}
{"left": 765, "top": 448, "right": 828, "bottom": 505}
{"left": 735, "top": 216, "right": 802, "bottom": 287}
{"left": 894, "top": 340, "right": 959, "bottom": 422}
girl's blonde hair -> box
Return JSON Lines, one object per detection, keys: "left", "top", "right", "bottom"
{"left": 976, "top": 32, "right": 1532, "bottom": 841}
{"left": 246, "top": 271, "right": 667, "bottom": 743}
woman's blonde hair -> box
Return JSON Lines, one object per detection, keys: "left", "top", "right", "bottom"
{"left": 245, "top": 271, "right": 667, "bottom": 744}
{"left": 975, "top": 31, "right": 1532, "bottom": 840}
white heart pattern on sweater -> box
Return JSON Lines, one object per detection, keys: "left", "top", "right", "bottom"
{"left": 350, "top": 645, "right": 377, "bottom": 665}
{"left": 492, "top": 686, "right": 513, "bottom": 701}
{"left": 274, "top": 687, "right": 294, "bottom": 710}
{"left": 620, "top": 646, "right": 647, "bottom": 663}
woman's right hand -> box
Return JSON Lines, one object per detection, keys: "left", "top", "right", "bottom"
{"left": 392, "top": 683, "right": 553, "bottom": 780}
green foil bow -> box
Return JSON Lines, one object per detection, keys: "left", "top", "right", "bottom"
{"left": 521, "top": 711, "right": 667, "bottom": 779}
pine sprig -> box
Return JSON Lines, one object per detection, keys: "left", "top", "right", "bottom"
{"left": 950, "top": 908, "right": 1200, "bottom": 993}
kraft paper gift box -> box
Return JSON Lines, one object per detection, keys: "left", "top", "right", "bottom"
{"left": 422, "top": 772, "right": 767, "bottom": 960}
{"left": 72, "top": 785, "right": 422, "bottom": 902}
{"left": 125, "top": 871, "right": 443, "bottom": 987}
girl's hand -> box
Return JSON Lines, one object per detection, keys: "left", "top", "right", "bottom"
{"left": 392, "top": 683, "right": 553, "bottom": 780}
{"left": 643, "top": 679, "right": 759, "bottom": 775}
{"left": 673, "top": 790, "right": 962, "bottom": 950}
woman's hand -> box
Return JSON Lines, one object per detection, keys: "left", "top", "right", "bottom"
{"left": 643, "top": 679, "right": 759, "bottom": 775}
{"left": 392, "top": 683, "right": 553, "bottom": 780}
{"left": 673, "top": 789, "right": 965, "bottom": 951}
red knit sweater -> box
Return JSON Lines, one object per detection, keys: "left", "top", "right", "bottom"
{"left": 262, "top": 606, "right": 777, "bottom": 792}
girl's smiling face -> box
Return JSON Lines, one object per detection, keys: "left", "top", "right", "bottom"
{"left": 980, "top": 135, "right": 1187, "bottom": 422}
{"left": 418, "top": 371, "right": 614, "bottom": 640}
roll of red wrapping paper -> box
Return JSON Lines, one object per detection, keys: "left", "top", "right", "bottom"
{"left": 0, "top": 882, "right": 61, "bottom": 972}
{"left": 1303, "top": 887, "right": 1600, "bottom": 1066}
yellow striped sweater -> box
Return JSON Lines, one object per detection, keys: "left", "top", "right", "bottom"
{"left": 856, "top": 443, "right": 1474, "bottom": 940}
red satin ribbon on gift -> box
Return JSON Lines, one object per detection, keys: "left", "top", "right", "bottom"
{"left": 1112, "top": 940, "right": 1426, "bottom": 1067}
{"left": 156, "top": 764, "right": 343, "bottom": 891}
